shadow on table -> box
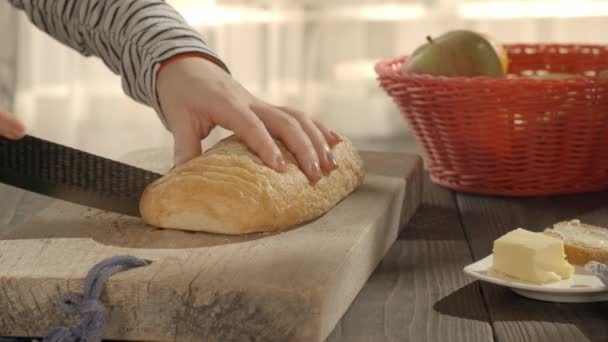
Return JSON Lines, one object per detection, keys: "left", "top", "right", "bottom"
{"left": 398, "top": 202, "right": 466, "bottom": 241}
{"left": 434, "top": 282, "right": 608, "bottom": 342}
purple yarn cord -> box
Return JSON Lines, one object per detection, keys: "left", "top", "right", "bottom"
{"left": 0, "top": 255, "right": 150, "bottom": 342}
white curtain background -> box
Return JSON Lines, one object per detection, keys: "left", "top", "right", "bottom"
{"left": 12, "top": 0, "right": 608, "bottom": 160}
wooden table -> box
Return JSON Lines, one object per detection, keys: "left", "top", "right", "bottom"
{"left": 1, "top": 173, "right": 607, "bottom": 342}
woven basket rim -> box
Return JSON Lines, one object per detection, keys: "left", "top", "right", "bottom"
{"left": 375, "top": 42, "right": 608, "bottom": 85}
{"left": 504, "top": 42, "right": 608, "bottom": 49}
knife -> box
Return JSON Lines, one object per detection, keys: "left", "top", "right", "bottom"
{"left": 0, "top": 135, "right": 163, "bottom": 217}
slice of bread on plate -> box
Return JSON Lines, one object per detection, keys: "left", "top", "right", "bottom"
{"left": 544, "top": 219, "right": 608, "bottom": 266}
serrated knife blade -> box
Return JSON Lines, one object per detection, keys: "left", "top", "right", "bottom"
{"left": 0, "top": 135, "right": 163, "bottom": 217}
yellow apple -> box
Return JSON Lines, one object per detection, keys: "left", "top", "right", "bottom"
{"left": 480, "top": 32, "right": 509, "bottom": 75}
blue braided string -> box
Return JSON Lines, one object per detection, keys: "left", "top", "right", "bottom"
{"left": 1, "top": 255, "right": 149, "bottom": 342}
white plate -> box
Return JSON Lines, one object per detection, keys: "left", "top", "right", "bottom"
{"left": 463, "top": 255, "right": 608, "bottom": 303}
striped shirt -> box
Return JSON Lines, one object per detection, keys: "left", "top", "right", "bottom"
{"left": 9, "top": 0, "right": 229, "bottom": 128}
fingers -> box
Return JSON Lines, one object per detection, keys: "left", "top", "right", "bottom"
{"left": 255, "top": 105, "right": 320, "bottom": 182}
{"left": 219, "top": 103, "right": 287, "bottom": 173}
{"left": 170, "top": 99, "right": 340, "bottom": 184}
{"left": 172, "top": 120, "right": 203, "bottom": 166}
{"left": 165, "top": 91, "right": 286, "bottom": 171}
{"left": 277, "top": 106, "right": 339, "bottom": 174}
{"left": 312, "top": 119, "right": 342, "bottom": 147}
{"left": 0, "top": 110, "right": 25, "bottom": 140}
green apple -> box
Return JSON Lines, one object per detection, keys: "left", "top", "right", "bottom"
{"left": 402, "top": 30, "right": 505, "bottom": 78}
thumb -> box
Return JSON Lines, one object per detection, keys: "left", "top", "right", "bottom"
{"left": 172, "top": 124, "right": 203, "bottom": 167}
{"left": 0, "top": 110, "right": 25, "bottom": 139}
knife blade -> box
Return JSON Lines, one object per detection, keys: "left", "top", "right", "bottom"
{"left": 0, "top": 135, "right": 163, "bottom": 217}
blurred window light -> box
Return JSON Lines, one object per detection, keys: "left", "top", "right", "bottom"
{"left": 170, "top": 2, "right": 426, "bottom": 26}
{"left": 171, "top": 5, "right": 278, "bottom": 25}
{"left": 316, "top": 4, "right": 427, "bottom": 21}
{"left": 460, "top": 1, "right": 608, "bottom": 19}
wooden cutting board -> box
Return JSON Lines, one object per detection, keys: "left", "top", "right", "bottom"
{"left": 0, "top": 149, "right": 422, "bottom": 342}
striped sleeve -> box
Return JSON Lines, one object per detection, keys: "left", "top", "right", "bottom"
{"left": 8, "top": 0, "right": 229, "bottom": 128}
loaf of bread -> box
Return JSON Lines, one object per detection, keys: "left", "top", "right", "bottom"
{"left": 543, "top": 219, "right": 608, "bottom": 265}
{"left": 139, "top": 134, "right": 365, "bottom": 234}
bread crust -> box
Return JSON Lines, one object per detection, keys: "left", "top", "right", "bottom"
{"left": 544, "top": 222, "right": 608, "bottom": 266}
{"left": 139, "top": 134, "right": 365, "bottom": 234}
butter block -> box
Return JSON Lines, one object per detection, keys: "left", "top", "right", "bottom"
{"left": 491, "top": 228, "right": 574, "bottom": 284}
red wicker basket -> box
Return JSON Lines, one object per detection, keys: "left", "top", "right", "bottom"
{"left": 375, "top": 44, "right": 608, "bottom": 196}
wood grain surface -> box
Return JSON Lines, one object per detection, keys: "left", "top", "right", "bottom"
{"left": 0, "top": 150, "right": 422, "bottom": 342}
{"left": 457, "top": 191, "right": 608, "bottom": 342}
{"left": 327, "top": 176, "right": 493, "bottom": 342}
{"left": 3, "top": 149, "right": 608, "bottom": 342}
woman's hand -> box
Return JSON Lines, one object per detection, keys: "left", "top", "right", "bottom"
{"left": 156, "top": 57, "right": 341, "bottom": 182}
{"left": 0, "top": 110, "right": 25, "bottom": 140}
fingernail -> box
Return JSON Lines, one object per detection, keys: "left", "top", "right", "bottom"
{"left": 331, "top": 131, "right": 342, "bottom": 144}
{"left": 326, "top": 150, "right": 338, "bottom": 170}
{"left": 307, "top": 160, "right": 322, "bottom": 181}
{"left": 275, "top": 154, "right": 287, "bottom": 172}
